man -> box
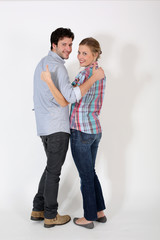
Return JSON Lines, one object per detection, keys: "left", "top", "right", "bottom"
{"left": 31, "top": 28, "right": 104, "bottom": 228}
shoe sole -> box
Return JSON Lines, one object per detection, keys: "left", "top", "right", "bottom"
{"left": 31, "top": 216, "right": 44, "bottom": 221}
{"left": 44, "top": 219, "right": 71, "bottom": 228}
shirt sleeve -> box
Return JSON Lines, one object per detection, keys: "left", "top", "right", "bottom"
{"left": 72, "top": 71, "right": 86, "bottom": 87}
{"left": 56, "top": 65, "right": 82, "bottom": 103}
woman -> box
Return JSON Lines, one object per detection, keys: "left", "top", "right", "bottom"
{"left": 41, "top": 37, "right": 107, "bottom": 229}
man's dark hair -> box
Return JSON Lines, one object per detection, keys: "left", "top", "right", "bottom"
{"left": 50, "top": 27, "right": 74, "bottom": 50}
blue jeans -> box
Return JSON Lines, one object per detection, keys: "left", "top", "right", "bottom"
{"left": 70, "top": 129, "right": 106, "bottom": 221}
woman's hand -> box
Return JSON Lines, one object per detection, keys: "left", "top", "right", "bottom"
{"left": 41, "top": 65, "right": 52, "bottom": 83}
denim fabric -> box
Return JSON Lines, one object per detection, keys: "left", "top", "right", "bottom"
{"left": 33, "top": 132, "right": 70, "bottom": 219}
{"left": 70, "top": 129, "right": 106, "bottom": 221}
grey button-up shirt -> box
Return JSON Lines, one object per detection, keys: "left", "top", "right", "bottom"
{"left": 33, "top": 51, "right": 81, "bottom": 136}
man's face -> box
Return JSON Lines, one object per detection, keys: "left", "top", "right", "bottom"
{"left": 52, "top": 37, "right": 73, "bottom": 59}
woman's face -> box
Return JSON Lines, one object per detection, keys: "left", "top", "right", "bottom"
{"left": 77, "top": 45, "right": 96, "bottom": 67}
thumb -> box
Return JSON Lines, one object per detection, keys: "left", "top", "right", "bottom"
{"left": 92, "top": 62, "right": 96, "bottom": 70}
{"left": 46, "top": 65, "right": 49, "bottom": 72}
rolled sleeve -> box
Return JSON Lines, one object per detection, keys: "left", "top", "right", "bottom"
{"left": 56, "top": 65, "right": 81, "bottom": 103}
{"left": 73, "top": 86, "right": 81, "bottom": 102}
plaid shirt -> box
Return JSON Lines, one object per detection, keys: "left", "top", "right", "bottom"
{"left": 70, "top": 63, "right": 106, "bottom": 134}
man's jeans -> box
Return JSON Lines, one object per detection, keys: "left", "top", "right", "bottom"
{"left": 33, "top": 132, "right": 70, "bottom": 219}
{"left": 70, "top": 129, "right": 106, "bottom": 221}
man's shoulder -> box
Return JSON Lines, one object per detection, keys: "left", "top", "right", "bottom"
{"left": 46, "top": 55, "right": 66, "bottom": 71}
{"left": 35, "top": 55, "right": 63, "bottom": 72}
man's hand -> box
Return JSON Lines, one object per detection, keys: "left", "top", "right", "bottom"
{"left": 92, "top": 63, "right": 105, "bottom": 81}
{"left": 79, "top": 63, "right": 105, "bottom": 97}
{"left": 41, "top": 65, "right": 52, "bottom": 83}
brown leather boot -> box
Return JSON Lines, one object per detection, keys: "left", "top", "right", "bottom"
{"left": 44, "top": 213, "right": 71, "bottom": 228}
{"left": 31, "top": 211, "right": 44, "bottom": 221}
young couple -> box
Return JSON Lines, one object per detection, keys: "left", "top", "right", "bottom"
{"left": 31, "top": 27, "right": 107, "bottom": 229}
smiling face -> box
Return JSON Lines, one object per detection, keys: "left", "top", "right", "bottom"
{"left": 52, "top": 37, "right": 73, "bottom": 59}
{"left": 77, "top": 45, "right": 97, "bottom": 67}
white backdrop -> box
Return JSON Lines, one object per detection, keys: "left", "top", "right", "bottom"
{"left": 0, "top": 1, "right": 160, "bottom": 240}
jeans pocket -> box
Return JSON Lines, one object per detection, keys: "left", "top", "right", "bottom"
{"left": 80, "top": 131, "right": 95, "bottom": 144}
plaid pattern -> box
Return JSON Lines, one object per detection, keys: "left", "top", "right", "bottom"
{"left": 70, "top": 63, "right": 106, "bottom": 134}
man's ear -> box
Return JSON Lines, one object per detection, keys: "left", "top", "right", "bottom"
{"left": 52, "top": 43, "right": 57, "bottom": 50}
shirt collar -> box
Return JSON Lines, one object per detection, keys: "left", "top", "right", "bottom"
{"left": 48, "top": 50, "right": 65, "bottom": 64}
{"left": 84, "top": 61, "right": 98, "bottom": 71}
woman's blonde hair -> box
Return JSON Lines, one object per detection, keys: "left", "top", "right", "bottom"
{"left": 79, "top": 37, "right": 102, "bottom": 60}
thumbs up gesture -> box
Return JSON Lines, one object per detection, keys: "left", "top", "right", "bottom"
{"left": 41, "top": 65, "right": 52, "bottom": 83}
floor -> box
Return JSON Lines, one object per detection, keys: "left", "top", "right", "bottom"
{"left": 1, "top": 202, "right": 159, "bottom": 240}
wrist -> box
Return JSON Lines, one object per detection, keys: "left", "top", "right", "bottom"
{"left": 91, "top": 74, "right": 98, "bottom": 82}
{"left": 47, "top": 77, "right": 52, "bottom": 84}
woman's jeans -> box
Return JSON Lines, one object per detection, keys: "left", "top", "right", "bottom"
{"left": 32, "top": 132, "right": 70, "bottom": 219}
{"left": 70, "top": 129, "right": 106, "bottom": 221}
